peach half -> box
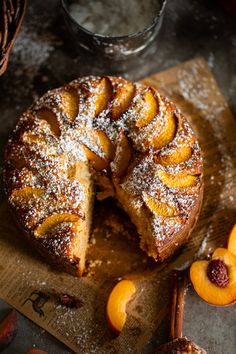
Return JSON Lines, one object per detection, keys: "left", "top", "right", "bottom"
{"left": 106, "top": 280, "right": 136, "bottom": 334}
{"left": 227, "top": 223, "right": 236, "bottom": 256}
{"left": 190, "top": 248, "right": 236, "bottom": 306}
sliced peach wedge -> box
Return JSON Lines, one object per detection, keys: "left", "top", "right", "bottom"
{"left": 190, "top": 248, "right": 236, "bottom": 306}
{"left": 82, "top": 129, "right": 115, "bottom": 171}
{"left": 157, "top": 170, "right": 198, "bottom": 188}
{"left": 143, "top": 195, "right": 178, "bottom": 217}
{"left": 36, "top": 108, "right": 60, "bottom": 137}
{"left": 112, "top": 130, "right": 133, "bottom": 178}
{"left": 135, "top": 88, "right": 159, "bottom": 128}
{"left": 227, "top": 223, "right": 236, "bottom": 256}
{"left": 93, "top": 77, "right": 113, "bottom": 116}
{"left": 35, "top": 213, "right": 81, "bottom": 237}
{"left": 81, "top": 143, "right": 109, "bottom": 171}
{"left": 111, "top": 79, "right": 135, "bottom": 120}
{"left": 106, "top": 280, "right": 136, "bottom": 335}
{"left": 149, "top": 111, "right": 177, "bottom": 150}
{"left": 59, "top": 88, "right": 79, "bottom": 121}
{"left": 95, "top": 129, "right": 115, "bottom": 161}
{"left": 155, "top": 144, "right": 193, "bottom": 167}
{"left": 10, "top": 187, "right": 44, "bottom": 204}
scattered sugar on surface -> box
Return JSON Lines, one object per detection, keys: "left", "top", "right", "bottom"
{"left": 5, "top": 76, "right": 203, "bottom": 244}
{"left": 175, "top": 59, "right": 236, "bottom": 256}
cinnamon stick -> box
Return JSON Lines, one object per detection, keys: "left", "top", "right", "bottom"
{"left": 170, "top": 270, "right": 186, "bottom": 340}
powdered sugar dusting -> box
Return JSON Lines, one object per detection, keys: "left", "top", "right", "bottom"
{"left": 4, "top": 76, "right": 202, "bottom": 266}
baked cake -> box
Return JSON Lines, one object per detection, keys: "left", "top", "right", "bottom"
{"left": 4, "top": 76, "right": 203, "bottom": 276}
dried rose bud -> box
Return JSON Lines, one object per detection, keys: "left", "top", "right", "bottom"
{"left": 59, "top": 294, "right": 83, "bottom": 309}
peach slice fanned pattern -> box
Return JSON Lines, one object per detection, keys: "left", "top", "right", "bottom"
{"left": 4, "top": 75, "right": 203, "bottom": 275}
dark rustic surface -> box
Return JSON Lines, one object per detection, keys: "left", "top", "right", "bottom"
{"left": 0, "top": 0, "right": 235, "bottom": 353}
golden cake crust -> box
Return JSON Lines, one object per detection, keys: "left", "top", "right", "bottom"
{"left": 4, "top": 76, "right": 203, "bottom": 275}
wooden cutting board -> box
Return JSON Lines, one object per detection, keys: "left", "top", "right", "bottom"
{"left": 0, "top": 57, "right": 235, "bottom": 354}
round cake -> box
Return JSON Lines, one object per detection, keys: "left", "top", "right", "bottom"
{"left": 4, "top": 76, "right": 203, "bottom": 276}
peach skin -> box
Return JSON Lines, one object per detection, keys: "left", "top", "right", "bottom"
{"left": 106, "top": 279, "right": 136, "bottom": 334}
{"left": 190, "top": 248, "right": 236, "bottom": 306}
{"left": 227, "top": 223, "right": 236, "bottom": 256}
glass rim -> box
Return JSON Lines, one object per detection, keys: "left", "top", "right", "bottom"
{"left": 61, "top": 0, "right": 167, "bottom": 41}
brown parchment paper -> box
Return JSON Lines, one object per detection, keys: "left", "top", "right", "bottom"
{"left": 0, "top": 57, "right": 236, "bottom": 354}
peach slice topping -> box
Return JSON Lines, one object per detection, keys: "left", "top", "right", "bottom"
{"left": 95, "top": 129, "right": 115, "bottom": 161}
{"left": 94, "top": 77, "right": 113, "bottom": 116}
{"left": 10, "top": 187, "right": 44, "bottom": 204}
{"left": 155, "top": 145, "right": 193, "bottom": 166}
{"left": 82, "top": 144, "right": 109, "bottom": 171}
{"left": 36, "top": 108, "right": 60, "bottom": 137}
{"left": 112, "top": 131, "right": 133, "bottom": 178}
{"left": 143, "top": 195, "right": 177, "bottom": 217}
{"left": 157, "top": 170, "right": 197, "bottom": 188}
{"left": 106, "top": 280, "right": 136, "bottom": 334}
{"left": 135, "top": 89, "right": 159, "bottom": 128}
{"left": 111, "top": 81, "right": 135, "bottom": 120}
{"left": 21, "top": 132, "right": 49, "bottom": 147}
{"left": 190, "top": 248, "right": 236, "bottom": 306}
{"left": 227, "top": 223, "right": 236, "bottom": 256}
{"left": 150, "top": 112, "right": 177, "bottom": 150}
{"left": 59, "top": 88, "right": 79, "bottom": 121}
{"left": 35, "top": 213, "right": 81, "bottom": 237}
